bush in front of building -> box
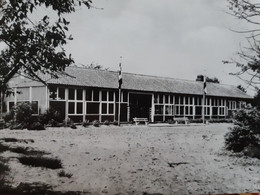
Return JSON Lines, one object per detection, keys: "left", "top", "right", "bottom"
{"left": 39, "top": 108, "right": 62, "bottom": 126}
{"left": 103, "top": 120, "right": 110, "bottom": 126}
{"left": 113, "top": 120, "right": 118, "bottom": 126}
{"left": 3, "top": 102, "right": 34, "bottom": 129}
{"left": 27, "top": 122, "right": 45, "bottom": 131}
{"left": 82, "top": 120, "right": 90, "bottom": 127}
{"left": 225, "top": 107, "right": 260, "bottom": 158}
{"left": 93, "top": 120, "right": 100, "bottom": 127}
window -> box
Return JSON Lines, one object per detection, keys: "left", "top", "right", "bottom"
{"left": 77, "top": 89, "right": 83, "bottom": 100}
{"left": 102, "top": 91, "right": 107, "bottom": 101}
{"left": 154, "top": 94, "right": 159, "bottom": 103}
{"left": 165, "top": 95, "right": 169, "bottom": 104}
{"left": 109, "top": 91, "right": 114, "bottom": 101}
{"left": 123, "top": 92, "right": 128, "bottom": 102}
{"left": 58, "top": 88, "right": 65, "bottom": 100}
{"left": 77, "top": 102, "right": 83, "bottom": 114}
{"left": 93, "top": 89, "right": 99, "bottom": 101}
{"left": 69, "top": 89, "right": 75, "bottom": 100}
{"left": 31, "top": 101, "right": 39, "bottom": 114}
{"left": 159, "top": 94, "right": 163, "bottom": 104}
{"left": 175, "top": 96, "right": 179, "bottom": 104}
{"left": 180, "top": 96, "right": 183, "bottom": 105}
{"left": 170, "top": 95, "right": 173, "bottom": 104}
{"left": 69, "top": 102, "right": 75, "bottom": 114}
{"left": 155, "top": 105, "right": 163, "bottom": 115}
{"left": 102, "top": 103, "right": 107, "bottom": 114}
{"left": 87, "top": 103, "right": 99, "bottom": 114}
{"left": 86, "top": 88, "right": 92, "bottom": 101}
{"left": 165, "top": 105, "right": 172, "bottom": 115}
{"left": 49, "top": 86, "right": 57, "bottom": 100}
{"left": 109, "top": 104, "right": 114, "bottom": 114}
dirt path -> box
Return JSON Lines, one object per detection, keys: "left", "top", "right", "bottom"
{"left": 0, "top": 123, "right": 260, "bottom": 194}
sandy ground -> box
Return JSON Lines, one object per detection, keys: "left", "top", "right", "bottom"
{"left": 0, "top": 123, "right": 260, "bottom": 194}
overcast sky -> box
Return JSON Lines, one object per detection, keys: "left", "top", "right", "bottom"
{"left": 54, "top": 0, "right": 252, "bottom": 94}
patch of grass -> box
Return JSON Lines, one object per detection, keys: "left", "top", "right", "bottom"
{"left": 58, "top": 170, "right": 73, "bottom": 178}
{"left": 0, "top": 143, "right": 9, "bottom": 153}
{"left": 0, "top": 138, "right": 34, "bottom": 144}
{"left": 1, "top": 138, "right": 18, "bottom": 142}
{"left": 9, "top": 146, "right": 48, "bottom": 156}
{"left": 18, "top": 156, "right": 62, "bottom": 169}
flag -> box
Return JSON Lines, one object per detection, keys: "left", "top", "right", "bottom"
{"left": 203, "top": 75, "right": 207, "bottom": 94}
{"left": 118, "top": 63, "right": 122, "bottom": 88}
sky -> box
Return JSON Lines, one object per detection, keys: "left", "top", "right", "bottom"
{"left": 41, "top": 0, "right": 255, "bottom": 94}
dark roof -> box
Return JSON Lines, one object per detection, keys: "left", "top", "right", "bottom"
{"left": 45, "top": 67, "right": 252, "bottom": 99}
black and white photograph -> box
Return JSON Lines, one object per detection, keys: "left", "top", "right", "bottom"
{"left": 0, "top": 0, "right": 260, "bottom": 194}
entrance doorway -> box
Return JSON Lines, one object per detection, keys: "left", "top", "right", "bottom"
{"left": 129, "top": 93, "right": 152, "bottom": 121}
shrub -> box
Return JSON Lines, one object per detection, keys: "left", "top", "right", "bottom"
{"left": 16, "top": 103, "right": 33, "bottom": 124}
{"left": 18, "top": 156, "right": 62, "bottom": 169}
{"left": 82, "top": 120, "right": 90, "bottom": 127}
{"left": 225, "top": 107, "right": 260, "bottom": 156}
{"left": 70, "top": 124, "right": 77, "bottom": 129}
{"left": 38, "top": 108, "right": 62, "bottom": 126}
{"left": 93, "top": 120, "right": 100, "bottom": 127}
{"left": 27, "top": 122, "right": 45, "bottom": 131}
{"left": 103, "top": 120, "right": 110, "bottom": 126}
{"left": 58, "top": 170, "right": 73, "bottom": 178}
{"left": 113, "top": 120, "right": 118, "bottom": 126}
{"left": 167, "top": 119, "right": 175, "bottom": 124}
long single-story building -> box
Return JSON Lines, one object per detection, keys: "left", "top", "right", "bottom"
{"left": 5, "top": 67, "right": 252, "bottom": 122}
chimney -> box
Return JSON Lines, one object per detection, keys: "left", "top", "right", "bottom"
{"left": 196, "top": 75, "right": 204, "bottom": 82}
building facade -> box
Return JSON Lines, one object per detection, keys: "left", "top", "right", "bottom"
{"left": 5, "top": 67, "right": 252, "bottom": 123}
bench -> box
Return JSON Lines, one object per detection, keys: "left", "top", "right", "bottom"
{"left": 173, "top": 117, "right": 189, "bottom": 125}
{"left": 133, "top": 117, "right": 148, "bottom": 125}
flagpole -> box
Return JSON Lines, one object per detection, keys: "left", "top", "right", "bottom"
{"left": 118, "top": 57, "right": 122, "bottom": 127}
{"left": 202, "top": 75, "right": 206, "bottom": 124}
{"left": 118, "top": 87, "right": 121, "bottom": 126}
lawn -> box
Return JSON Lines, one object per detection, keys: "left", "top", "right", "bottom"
{"left": 0, "top": 123, "right": 259, "bottom": 194}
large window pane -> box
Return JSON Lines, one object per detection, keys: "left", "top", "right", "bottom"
{"left": 93, "top": 89, "right": 99, "bottom": 101}
{"left": 86, "top": 88, "right": 92, "bottom": 101}
{"left": 159, "top": 94, "right": 163, "bottom": 104}
{"left": 49, "top": 86, "right": 57, "bottom": 100}
{"left": 109, "top": 103, "right": 114, "bottom": 114}
{"left": 69, "top": 89, "right": 75, "bottom": 100}
{"left": 102, "top": 103, "right": 107, "bottom": 114}
{"left": 165, "top": 95, "right": 169, "bottom": 104}
{"left": 165, "top": 105, "right": 172, "bottom": 115}
{"left": 58, "top": 88, "right": 65, "bottom": 100}
{"left": 77, "top": 89, "right": 83, "bottom": 100}
{"left": 155, "top": 105, "right": 163, "bottom": 114}
{"left": 109, "top": 91, "right": 114, "bottom": 101}
{"left": 31, "top": 101, "right": 38, "bottom": 114}
{"left": 87, "top": 103, "right": 99, "bottom": 114}
{"left": 69, "top": 102, "right": 75, "bottom": 114}
{"left": 77, "top": 102, "right": 83, "bottom": 114}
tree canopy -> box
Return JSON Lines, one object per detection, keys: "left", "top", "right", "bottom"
{"left": 0, "top": 0, "right": 92, "bottom": 89}
{"left": 226, "top": 0, "right": 260, "bottom": 91}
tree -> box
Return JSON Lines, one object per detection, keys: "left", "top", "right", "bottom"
{"left": 0, "top": 0, "right": 92, "bottom": 117}
{"left": 226, "top": 0, "right": 260, "bottom": 91}
{"left": 253, "top": 89, "right": 260, "bottom": 109}
{"left": 237, "top": 84, "right": 247, "bottom": 93}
